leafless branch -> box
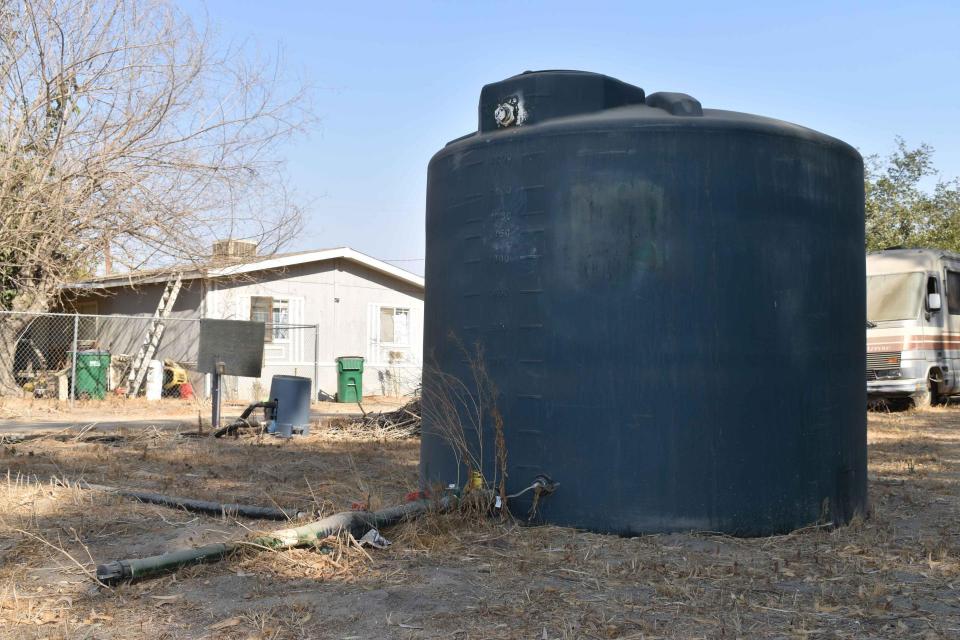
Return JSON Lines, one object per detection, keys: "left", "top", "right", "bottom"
{"left": 0, "top": 0, "right": 311, "bottom": 315}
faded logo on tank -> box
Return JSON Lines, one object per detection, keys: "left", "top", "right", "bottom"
{"left": 561, "top": 179, "right": 665, "bottom": 285}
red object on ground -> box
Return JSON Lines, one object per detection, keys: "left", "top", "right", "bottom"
{"left": 405, "top": 490, "right": 429, "bottom": 502}
{"left": 350, "top": 501, "right": 370, "bottom": 511}
{"left": 179, "top": 382, "right": 194, "bottom": 399}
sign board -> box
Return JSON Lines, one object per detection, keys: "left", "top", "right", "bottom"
{"left": 196, "top": 319, "right": 265, "bottom": 377}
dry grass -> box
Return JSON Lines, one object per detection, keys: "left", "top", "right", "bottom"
{"left": 0, "top": 408, "right": 959, "bottom": 638}
{"left": 0, "top": 395, "right": 406, "bottom": 427}
{"left": 0, "top": 396, "right": 208, "bottom": 422}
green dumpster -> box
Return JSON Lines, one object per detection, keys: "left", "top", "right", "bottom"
{"left": 336, "top": 356, "right": 364, "bottom": 403}
{"left": 71, "top": 350, "right": 110, "bottom": 399}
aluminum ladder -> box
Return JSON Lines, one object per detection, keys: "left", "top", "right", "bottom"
{"left": 127, "top": 273, "right": 183, "bottom": 395}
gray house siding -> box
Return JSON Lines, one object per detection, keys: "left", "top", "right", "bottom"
{"left": 65, "top": 280, "right": 203, "bottom": 367}
{"left": 71, "top": 279, "right": 204, "bottom": 319}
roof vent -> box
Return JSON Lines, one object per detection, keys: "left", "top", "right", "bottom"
{"left": 212, "top": 239, "right": 257, "bottom": 261}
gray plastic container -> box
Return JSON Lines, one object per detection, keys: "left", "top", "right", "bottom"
{"left": 269, "top": 375, "right": 311, "bottom": 435}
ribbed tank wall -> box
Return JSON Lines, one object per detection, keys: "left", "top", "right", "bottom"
{"left": 420, "top": 71, "right": 867, "bottom": 536}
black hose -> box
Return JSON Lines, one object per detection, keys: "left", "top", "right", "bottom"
{"left": 93, "top": 474, "right": 559, "bottom": 585}
{"left": 75, "top": 481, "right": 304, "bottom": 520}
{"left": 213, "top": 401, "right": 275, "bottom": 438}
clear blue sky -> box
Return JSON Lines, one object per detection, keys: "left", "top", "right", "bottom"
{"left": 185, "top": 0, "right": 960, "bottom": 275}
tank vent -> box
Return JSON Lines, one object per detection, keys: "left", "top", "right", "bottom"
{"left": 646, "top": 92, "right": 703, "bottom": 117}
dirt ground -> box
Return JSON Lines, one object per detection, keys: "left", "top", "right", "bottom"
{"left": 0, "top": 396, "right": 406, "bottom": 434}
{"left": 0, "top": 396, "right": 208, "bottom": 422}
{"left": 1, "top": 407, "right": 959, "bottom": 639}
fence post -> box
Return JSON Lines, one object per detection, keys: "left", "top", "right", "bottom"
{"left": 70, "top": 313, "right": 79, "bottom": 405}
{"left": 313, "top": 324, "right": 320, "bottom": 402}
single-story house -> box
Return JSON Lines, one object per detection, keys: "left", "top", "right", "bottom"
{"left": 66, "top": 242, "right": 424, "bottom": 401}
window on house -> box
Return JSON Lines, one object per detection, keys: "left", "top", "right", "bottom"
{"left": 249, "top": 297, "right": 290, "bottom": 342}
{"left": 75, "top": 301, "right": 99, "bottom": 342}
{"left": 250, "top": 296, "right": 277, "bottom": 343}
{"left": 272, "top": 300, "right": 290, "bottom": 341}
{"left": 380, "top": 307, "right": 410, "bottom": 345}
{"left": 374, "top": 306, "right": 411, "bottom": 363}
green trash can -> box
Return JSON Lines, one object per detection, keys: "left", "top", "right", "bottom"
{"left": 336, "top": 356, "right": 364, "bottom": 403}
{"left": 71, "top": 350, "right": 110, "bottom": 399}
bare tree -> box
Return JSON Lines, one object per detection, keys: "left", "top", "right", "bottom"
{"left": 0, "top": 0, "right": 309, "bottom": 394}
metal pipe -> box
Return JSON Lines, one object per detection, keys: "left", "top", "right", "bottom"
{"left": 211, "top": 370, "right": 221, "bottom": 429}
{"left": 98, "top": 543, "right": 233, "bottom": 582}
{"left": 313, "top": 323, "right": 320, "bottom": 401}
{"left": 70, "top": 313, "right": 79, "bottom": 405}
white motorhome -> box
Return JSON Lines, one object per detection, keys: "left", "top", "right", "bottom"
{"left": 866, "top": 248, "right": 960, "bottom": 405}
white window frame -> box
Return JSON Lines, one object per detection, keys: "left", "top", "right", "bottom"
{"left": 248, "top": 296, "right": 293, "bottom": 344}
{"left": 271, "top": 299, "right": 291, "bottom": 343}
{"left": 370, "top": 304, "right": 412, "bottom": 365}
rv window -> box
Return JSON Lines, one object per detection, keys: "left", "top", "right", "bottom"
{"left": 947, "top": 271, "right": 960, "bottom": 314}
{"left": 866, "top": 272, "right": 925, "bottom": 322}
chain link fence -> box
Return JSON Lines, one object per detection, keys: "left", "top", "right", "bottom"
{"left": 221, "top": 323, "right": 319, "bottom": 403}
{"left": 0, "top": 311, "right": 319, "bottom": 403}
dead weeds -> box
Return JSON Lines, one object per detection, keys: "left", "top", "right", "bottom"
{"left": 0, "top": 409, "right": 959, "bottom": 638}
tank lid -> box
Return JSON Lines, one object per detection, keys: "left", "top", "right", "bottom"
{"left": 479, "top": 70, "right": 646, "bottom": 132}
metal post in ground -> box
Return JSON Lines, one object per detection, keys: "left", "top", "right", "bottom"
{"left": 313, "top": 324, "right": 320, "bottom": 402}
{"left": 70, "top": 313, "right": 79, "bottom": 405}
{"left": 211, "top": 362, "right": 223, "bottom": 430}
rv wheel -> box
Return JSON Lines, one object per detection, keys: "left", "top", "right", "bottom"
{"left": 912, "top": 373, "right": 944, "bottom": 408}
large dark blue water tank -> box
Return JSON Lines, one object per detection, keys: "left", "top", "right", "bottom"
{"left": 420, "top": 70, "right": 867, "bottom": 536}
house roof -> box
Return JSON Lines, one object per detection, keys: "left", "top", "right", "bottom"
{"left": 72, "top": 247, "right": 425, "bottom": 290}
